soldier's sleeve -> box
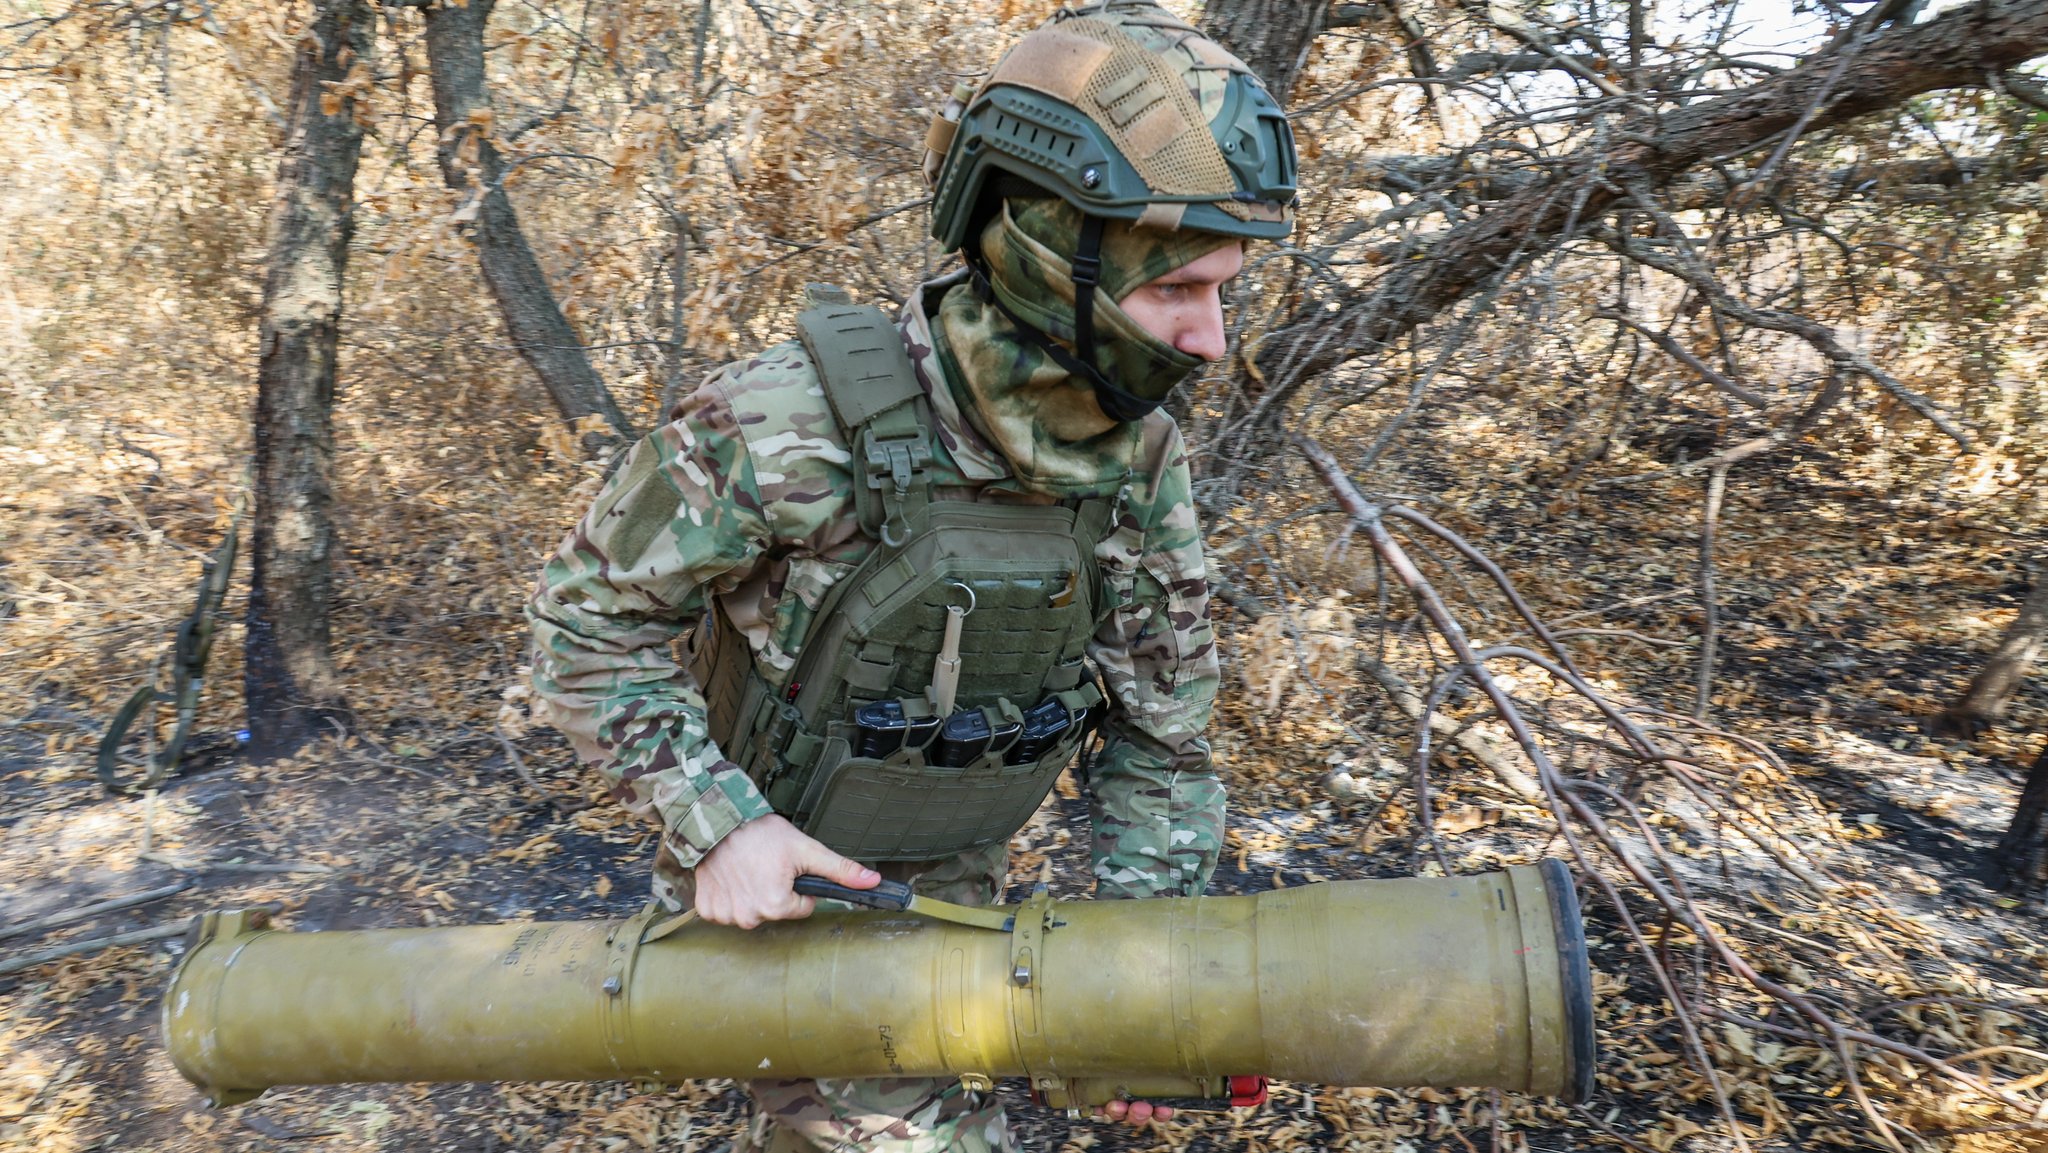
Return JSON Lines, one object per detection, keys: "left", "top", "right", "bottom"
{"left": 525, "top": 373, "right": 777, "bottom": 870}
{"left": 1084, "top": 419, "right": 1225, "bottom": 901}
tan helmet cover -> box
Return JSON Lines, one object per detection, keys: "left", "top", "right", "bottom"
{"left": 925, "top": 0, "right": 1297, "bottom": 249}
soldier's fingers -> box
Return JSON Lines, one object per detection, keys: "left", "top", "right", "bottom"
{"left": 691, "top": 889, "right": 727, "bottom": 925}
{"left": 728, "top": 901, "right": 762, "bottom": 930}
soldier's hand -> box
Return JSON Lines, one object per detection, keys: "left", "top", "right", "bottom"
{"left": 1094, "top": 1099, "right": 1175, "bottom": 1128}
{"left": 694, "top": 814, "right": 879, "bottom": 929}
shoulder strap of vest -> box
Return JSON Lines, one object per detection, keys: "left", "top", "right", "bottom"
{"left": 1066, "top": 493, "right": 1113, "bottom": 627}
{"left": 796, "top": 284, "right": 932, "bottom": 544}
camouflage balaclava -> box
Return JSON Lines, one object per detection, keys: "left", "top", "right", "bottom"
{"left": 934, "top": 197, "right": 1236, "bottom": 497}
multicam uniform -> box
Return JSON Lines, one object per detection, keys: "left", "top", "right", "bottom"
{"left": 527, "top": 271, "right": 1223, "bottom": 1151}
{"left": 532, "top": 0, "right": 1300, "bottom": 1143}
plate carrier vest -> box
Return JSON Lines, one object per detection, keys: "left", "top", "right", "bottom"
{"left": 690, "top": 286, "right": 1112, "bottom": 863}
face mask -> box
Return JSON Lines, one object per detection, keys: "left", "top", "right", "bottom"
{"left": 929, "top": 199, "right": 1236, "bottom": 496}
{"left": 979, "top": 198, "right": 1233, "bottom": 421}
{"left": 932, "top": 277, "right": 1143, "bottom": 499}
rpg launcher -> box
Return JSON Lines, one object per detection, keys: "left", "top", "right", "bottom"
{"left": 164, "top": 862, "right": 1596, "bottom": 1114}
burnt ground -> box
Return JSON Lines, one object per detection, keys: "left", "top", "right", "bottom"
{"left": 2, "top": 679, "right": 2044, "bottom": 1153}
{"left": 0, "top": 715, "right": 1294, "bottom": 1153}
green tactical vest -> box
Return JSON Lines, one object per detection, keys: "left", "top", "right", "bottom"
{"left": 690, "top": 287, "right": 1112, "bottom": 863}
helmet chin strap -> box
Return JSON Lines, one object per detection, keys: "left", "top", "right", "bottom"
{"left": 965, "top": 215, "right": 1165, "bottom": 424}
{"left": 1069, "top": 212, "right": 1106, "bottom": 384}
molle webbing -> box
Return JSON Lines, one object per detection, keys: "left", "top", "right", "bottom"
{"left": 798, "top": 287, "right": 929, "bottom": 545}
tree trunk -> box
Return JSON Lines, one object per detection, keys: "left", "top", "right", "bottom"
{"left": 1200, "top": 0, "right": 1329, "bottom": 98}
{"left": 1253, "top": 0, "right": 2048, "bottom": 402}
{"left": 1934, "top": 557, "right": 2048, "bottom": 737}
{"left": 421, "top": 0, "right": 632, "bottom": 439}
{"left": 1993, "top": 744, "right": 2048, "bottom": 892}
{"left": 245, "top": 0, "right": 371, "bottom": 760}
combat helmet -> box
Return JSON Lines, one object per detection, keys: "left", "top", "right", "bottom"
{"left": 920, "top": 0, "right": 1298, "bottom": 418}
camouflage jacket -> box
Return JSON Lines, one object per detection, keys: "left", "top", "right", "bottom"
{"left": 527, "top": 276, "right": 1223, "bottom": 908}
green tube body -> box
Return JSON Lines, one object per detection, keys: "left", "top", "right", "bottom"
{"left": 165, "top": 863, "right": 1594, "bottom": 1108}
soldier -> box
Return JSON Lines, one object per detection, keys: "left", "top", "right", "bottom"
{"left": 527, "top": 3, "right": 1297, "bottom": 1149}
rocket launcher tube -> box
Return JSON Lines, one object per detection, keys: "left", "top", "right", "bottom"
{"left": 164, "top": 863, "right": 1596, "bottom": 1110}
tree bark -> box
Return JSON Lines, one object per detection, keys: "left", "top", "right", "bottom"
{"left": 421, "top": 0, "right": 632, "bottom": 438}
{"left": 1200, "top": 0, "right": 1329, "bottom": 99}
{"left": 1255, "top": 0, "right": 2048, "bottom": 399}
{"left": 245, "top": 0, "right": 371, "bottom": 760}
{"left": 1993, "top": 744, "right": 2048, "bottom": 892}
{"left": 1934, "top": 558, "right": 2047, "bottom": 738}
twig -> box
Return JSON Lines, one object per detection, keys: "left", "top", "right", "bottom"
{"left": 1209, "top": 578, "right": 1268, "bottom": 620}
{"left": 1298, "top": 418, "right": 2047, "bottom": 1144}
{"left": 1358, "top": 657, "right": 1542, "bottom": 802}
{"left": 1694, "top": 465, "right": 1728, "bottom": 720}
{"left": 0, "top": 923, "right": 187, "bottom": 976}
{"left": 1550, "top": 627, "right": 1687, "bottom": 649}
{"left": 1384, "top": 506, "right": 1589, "bottom": 682}
{"left": 0, "top": 881, "right": 192, "bottom": 943}
{"left": 1539, "top": 589, "right": 1697, "bottom": 627}
{"left": 1474, "top": 644, "right": 1839, "bottom": 895}
{"left": 496, "top": 724, "right": 592, "bottom": 813}
{"left": 1599, "top": 309, "right": 1772, "bottom": 409}
{"left": 139, "top": 852, "right": 334, "bottom": 875}
{"left": 239, "top": 1114, "right": 344, "bottom": 1141}
{"left": 1297, "top": 435, "right": 1755, "bottom": 1147}
{"left": 1703, "top": 1008, "right": 2048, "bottom": 1119}
{"left": 1602, "top": 223, "right": 1974, "bottom": 451}
{"left": 1572, "top": 1103, "right": 1666, "bottom": 1153}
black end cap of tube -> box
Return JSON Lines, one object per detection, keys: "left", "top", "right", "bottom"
{"left": 1540, "top": 856, "right": 1598, "bottom": 1104}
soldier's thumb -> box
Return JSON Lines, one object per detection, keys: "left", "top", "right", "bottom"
{"left": 808, "top": 849, "right": 880, "bottom": 890}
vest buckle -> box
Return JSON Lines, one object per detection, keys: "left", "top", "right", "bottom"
{"left": 865, "top": 434, "right": 930, "bottom": 495}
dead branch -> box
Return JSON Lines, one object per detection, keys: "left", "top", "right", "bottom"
{"left": 1597, "top": 310, "right": 1771, "bottom": 410}
{"left": 1358, "top": 657, "right": 1542, "bottom": 801}
{"left": 139, "top": 854, "right": 336, "bottom": 876}
{"left": 0, "top": 923, "right": 187, "bottom": 977}
{"left": 1600, "top": 205, "right": 1974, "bottom": 450}
{"left": 1296, "top": 431, "right": 2042, "bottom": 1146}
{"left": 495, "top": 723, "right": 593, "bottom": 813}
{"left": 1694, "top": 466, "right": 1728, "bottom": 721}
{"left": 0, "top": 881, "right": 191, "bottom": 944}
{"left": 1256, "top": 0, "right": 2048, "bottom": 412}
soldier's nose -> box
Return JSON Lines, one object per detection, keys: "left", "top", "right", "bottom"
{"left": 1177, "top": 296, "right": 1229, "bottom": 362}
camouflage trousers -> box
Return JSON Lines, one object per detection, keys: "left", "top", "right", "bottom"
{"left": 680, "top": 842, "right": 1017, "bottom": 1153}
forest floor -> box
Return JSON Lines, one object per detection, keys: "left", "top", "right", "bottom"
{"left": 4, "top": 379, "right": 2047, "bottom": 1153}
{"left": 0, "top": 665, "right": 2042, "bottom": 1153}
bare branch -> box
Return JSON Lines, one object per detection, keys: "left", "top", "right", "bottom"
{"left": 1261, "top": 0, "right": 2048, "bottom": 406}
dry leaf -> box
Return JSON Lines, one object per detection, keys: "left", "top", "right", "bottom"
{"left": 1438, "top": 806, "right": 1502, "bottom": 835}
